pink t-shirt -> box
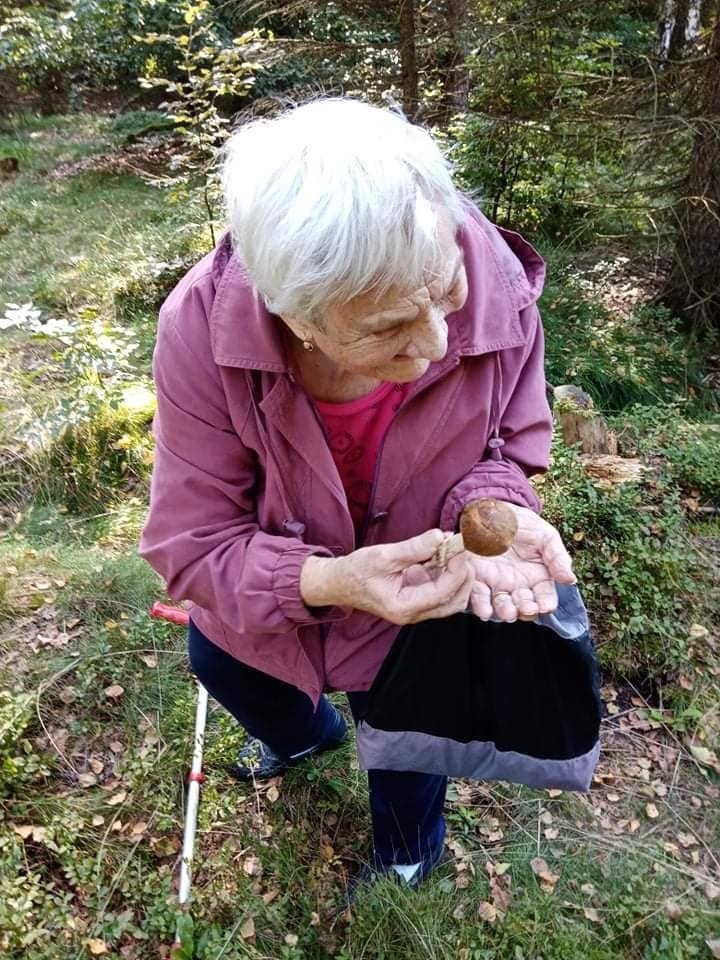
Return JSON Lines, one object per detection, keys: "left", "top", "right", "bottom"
{"left": 314, "top": 381, "right": 409, "bottom": 535}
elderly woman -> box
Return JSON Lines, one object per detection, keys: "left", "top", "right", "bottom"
{"left": 140, "top": 98, "right": 599, "bottom": 889}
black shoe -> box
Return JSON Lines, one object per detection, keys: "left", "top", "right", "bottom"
{"left": 227, "top": 709, "right": 348, "bottom": 782}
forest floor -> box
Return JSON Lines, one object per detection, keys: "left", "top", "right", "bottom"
{"left": 0, "top": 109, "right": 719, "bottom": 960}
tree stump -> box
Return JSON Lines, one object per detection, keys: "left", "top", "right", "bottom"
{"left": 553, "top": 384, "right": 617, "bottom": 456}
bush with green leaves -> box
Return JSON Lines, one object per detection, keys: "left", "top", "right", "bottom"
{"left": 0, "top": 690, "right": 49, "bottom": 797}
{"left": 1, "top": 302, "right": 154, "bottom": 513}
{"left": 611, "top": 403, "right": 720, "bottom": 505}
{"left": 0, "top": 0, "right": 188, "bottom": 109}
{"left": 540, "top": 432, "right": 700, "bottom": 674}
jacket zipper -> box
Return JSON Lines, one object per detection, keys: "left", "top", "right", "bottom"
{"left": 357, "top": 352, "right": 462, "bottom": 548}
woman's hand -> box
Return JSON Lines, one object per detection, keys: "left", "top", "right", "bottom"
{"left": 301, "top": 529, "right": 475, "bottom": 625}
{"left": 467, "top": 504, "right": 576, "bottom": 623}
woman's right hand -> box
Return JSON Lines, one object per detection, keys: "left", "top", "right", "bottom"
{"left": 300, "top": 529, "right": 474, "bottom": 625}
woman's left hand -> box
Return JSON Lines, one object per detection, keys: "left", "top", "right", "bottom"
{"left": 466, "top": 504, "right": 576, "bottom": 622}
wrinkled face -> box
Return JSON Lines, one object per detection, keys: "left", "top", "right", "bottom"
{"left": 288, "top": 211, "right": 468, "bottom": 382}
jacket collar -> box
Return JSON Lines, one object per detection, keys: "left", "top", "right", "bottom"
{"left": 208, "top": 204, "right": 545, "bottom": 372}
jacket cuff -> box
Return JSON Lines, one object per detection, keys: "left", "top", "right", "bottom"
{"left": 272, "top": 544, "right": 351, "bottom": 625}
{"left": 440, "top": 476, "right": 543, "bottom": 532}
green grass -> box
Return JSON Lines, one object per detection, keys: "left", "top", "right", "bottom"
{"left": 0, "top": 112, "right": 211, "bottom": 314}
{"left": 0, "top": 109, "right": 719, "bottom": 960}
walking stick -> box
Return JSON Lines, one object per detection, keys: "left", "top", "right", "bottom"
{"left": 150, "top": 602, "right": 208, "bottom": 959}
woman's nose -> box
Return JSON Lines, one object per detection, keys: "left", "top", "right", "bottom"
{"left": 408, "top": 307, "right": 448, "bottom": 361}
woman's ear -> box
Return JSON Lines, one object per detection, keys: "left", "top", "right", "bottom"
{"left": 279, "top": 314, "right": 310, "bottom": 343}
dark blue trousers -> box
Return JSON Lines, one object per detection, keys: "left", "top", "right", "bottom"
{"left": 188, "top": 620, "right": 446, "bottom": 868}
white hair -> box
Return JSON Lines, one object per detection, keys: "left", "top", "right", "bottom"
{"left": 219, "top": 98, "right": 465, "bottom": 322}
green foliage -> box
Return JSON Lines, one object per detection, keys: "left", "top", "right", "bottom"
{"left": 0, "top": 690, "right": 49, "bottom": 797}
{"left": 0, "top": 1, "right": 187, "bottom": 108}
{"left": 541, "top": 433, "right": 698, "bottom": 674}
{"left": 448, "top": 3, "right": 668, "bottom": 242}
{"left": 612, "top": 404, "right": 720, "bottom": 504}
{"left": 541, "top": 265, "right": 707, "bottom": 413}
{"left": 138, "top": 3, "right": 268, "bottom": 176}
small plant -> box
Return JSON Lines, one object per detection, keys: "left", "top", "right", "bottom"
{"left": 540, "top": 432, "right": 699, "bottom": 674}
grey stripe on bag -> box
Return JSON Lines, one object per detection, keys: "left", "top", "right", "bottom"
{"left": 356, "top": 722, "right": 600, "bottom": 792}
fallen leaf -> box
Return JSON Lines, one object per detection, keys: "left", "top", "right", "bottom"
{"left": 140, "top": 654, "right": 157, "bottom": 668}
{"left": 284, "top": 934, "right": 299, "bottom": 947}
{"left": 495, "top": 862, "right": 511, "bottom": 876}
{"left": 689, "top": 623, "right": 709, "bottom": 639}
{"left": 109, "top": 741, "right": 124, "bottom": 753}
{"left": 243, "top": 856, "right": 262, "bottom": 877}
{"left": 530, "top": 857, "right": 560, "bottom": 892}
{"left": 86, "top": 939, "right": 108, "bottom": 956}
{"left": 266, "top": 784, "right": 279, "bottom": 803}
{"left": 690, "top": 745, "right": 719, "bottom": 769}
{"left": 583, "top": 906, "right": 601, "bottom": 922}
{"left": 704, "top": 882, "right": 720, "bottom": 900}
{"left": 240, "top": 917, "right": 255, "bottom": 941}
{"left": 78, "top": 773, "right": 97, "bottom": 788}
{"left": 59, "top": 687, "right": 77, "bottom": 704}
{"left": 262, "top": 889, "right": 280, "bottom": 905}
{"left": 547, "top": 789, "right": 563, "bottom": 798}
{"left": 13, "top": 824, "right": 34, "bottom": 839}
{"left": 89, "top": 758, "right": 104, "bottom": 775}
{"left": 677, "top": 832, "right": 698, "bottom": 848}
{"left": 320, "top": 843, "right": 335, "bottom": 861}
{"left": 131, "top": 821, "right": 148, "bottom": 836}
{"left": 477, "top": 901, "right": 497, "bottom": 923}
{"left": 544, "top": 827, "right": 559, "bottom": 840}
{"left": 663, "top": 900, "right": 685, "bottom": 921}
{"left": 645, "top": 803, "right": 659, "bottom": 819}
{"left": 107, "top": 791, "right": 127, "bottom": 806}
{"left": 92, "top": 815, "right": 105, "bottom": 827}
{"left": 580, "top": 883, "right": 596, "bottom": 896}
{"left": 310, "top": 911, "right": 320, "bottom": 926}
{"left": 104, "top": 684, "right": 124, "bottom": 700}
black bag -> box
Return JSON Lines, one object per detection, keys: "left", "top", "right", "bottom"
{"left": 355, "top": 584, "right": 602, "bottom": 791}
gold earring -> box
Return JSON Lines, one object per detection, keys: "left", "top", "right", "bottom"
{"left": 302, "top": 338, "right": 314, "bottom": 352}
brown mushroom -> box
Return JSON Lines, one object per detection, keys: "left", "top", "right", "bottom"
{"left": 460, "top": 498, "right": 518, "bottom": 556}
{"left": 430, "top": 498, "right": 518, "bottom": 567}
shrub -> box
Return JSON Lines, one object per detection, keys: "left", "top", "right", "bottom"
{"left": 0, "top": 690, "right": 49, "bottom": 797}
{"left": 611, "top": 404, "right": 720, "bottom": 505}
{"left": 539, "top": 433, "right": 699, "bottom": 675}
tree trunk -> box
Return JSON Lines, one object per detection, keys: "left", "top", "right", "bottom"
{"left": 442, "top": 0, "right": 470, "bottom": 113}
{"left": 660, "top": 10, "right": 720, "bottom": 336}
{"left": 668, "top": 0, "right": 691, "bottom": 59}
{"left": 399, "top": 0, "right": 418, "bottom": 118}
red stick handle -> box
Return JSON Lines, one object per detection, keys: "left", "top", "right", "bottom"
{"left": 150, "top": 602, "right": 190, "bottom": 626}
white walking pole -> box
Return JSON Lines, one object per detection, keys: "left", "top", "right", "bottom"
{"left": 173, "top": 680, "right": 208, "bottom": 950}
{"left": 150, "top": 603, "right": 209, "bottom": 958}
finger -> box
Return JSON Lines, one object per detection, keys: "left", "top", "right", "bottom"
{"left": 402, "top": 563, "right": 435, "bottom": 587}
{"left": 470, "top": 580, "right": 493, "bottom": 620}
{"left": 533, "top": 578, "right": 559, "bottom": 615}
{"left": 540, "top": 530, "right": 576, "bottom": 584}
{"left": 382, "top": 529, "right": 445, "bottom": 571}
{"left": 511, "top": 586, "right": 539, "bottom": 619}
{"left": 397, "top": 556, "right": 471, "bottom": 615}
{"left": 492, "top": 591, "right": 518, "bottom": 622}
{"left": 410, "top": 565, "right": 475, "bottom": 622}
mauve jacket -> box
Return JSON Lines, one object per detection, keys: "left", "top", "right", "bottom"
{"left": 139, "top": 202, "right": 553, "bottom": 704}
